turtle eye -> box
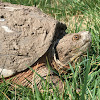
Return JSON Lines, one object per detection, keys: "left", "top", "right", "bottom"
{"left": 72, "top": 35, "right": 80, "bottom": 40}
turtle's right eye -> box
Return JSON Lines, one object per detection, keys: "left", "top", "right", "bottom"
{"left": 72, "top": 35, "right": 81, "bottom": 41}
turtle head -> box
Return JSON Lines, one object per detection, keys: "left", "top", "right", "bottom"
{"left": 55, "top": 31, "right": 91, "bottom": 66}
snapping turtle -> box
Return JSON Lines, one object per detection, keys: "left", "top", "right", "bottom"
{"left": 0, "top": 3, "right": 91, "bottom": 88}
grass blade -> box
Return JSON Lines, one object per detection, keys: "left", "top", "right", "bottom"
{"left": 81, "top": 51, "right": 91, "bottom": 100}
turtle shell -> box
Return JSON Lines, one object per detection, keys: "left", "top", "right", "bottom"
{"left": 0, "top": 3, "right": 66, "bottom": 77}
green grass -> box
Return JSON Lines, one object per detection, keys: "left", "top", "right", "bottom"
{"left": 0, "top": 0, "right": 100, "bottom": 100}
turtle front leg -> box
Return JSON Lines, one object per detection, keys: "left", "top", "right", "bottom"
{"left": 32, "top": 65, "right": 63, "bottom": 91}
{"left": 3, "top": 64, "right": 63, "bottom": 91}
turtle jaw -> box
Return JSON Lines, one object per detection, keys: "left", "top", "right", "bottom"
{"left": 53, "top": 40, "right": 91, "bottom": 74}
